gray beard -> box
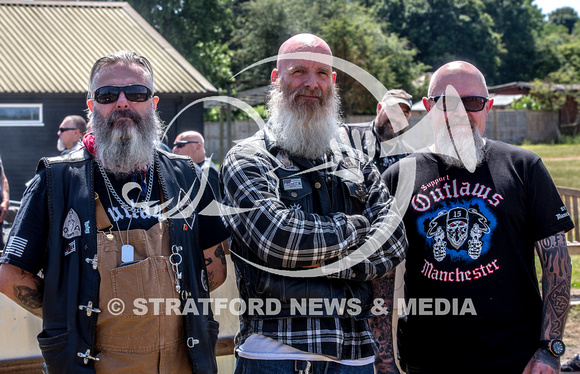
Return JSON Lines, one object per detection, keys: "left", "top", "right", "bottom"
{"left": 267, "top": 83, "right": 342, "bottom": 160}
{"left": 91, "top": 108, "right": 161, "bottom": 176}
{"left": 57, "top": 138, "right": 65, "bottom": 152}
{"left": 435, "top": 118, "right": 485, "bottom": 169}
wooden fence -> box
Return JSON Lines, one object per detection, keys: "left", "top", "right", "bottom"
{"left": 558, "top": 186, "right": 580, "bottom": 255}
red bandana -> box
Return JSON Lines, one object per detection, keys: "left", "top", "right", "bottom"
{"left": 82, "top": 133, "right": 96, "bottom": 156}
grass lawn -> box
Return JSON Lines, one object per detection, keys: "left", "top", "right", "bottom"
{"left": 522, "top": 140, "right": 580, "bottom": 290}
{"left": 519, "top": 144, "right": 580, "bottom": 189}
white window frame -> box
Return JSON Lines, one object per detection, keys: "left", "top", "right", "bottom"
{"left": 0, "top": 103, "right": 44, "bottom": 127}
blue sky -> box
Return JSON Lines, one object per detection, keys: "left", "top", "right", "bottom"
{"left": 532, "top": 0, "right": 580, "bottom": 15}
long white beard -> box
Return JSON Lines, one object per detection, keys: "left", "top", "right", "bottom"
{"left": 435, "top": 115, "right": 485, "bottom": 169}
{"left": 267, "top": 81, "right": 342, "bottom": 160}
{"left": 91, "top": 108, "right": 161, "bottom": 176}
{"left": 57, "top": 138, "right": 66, "bottom": 152}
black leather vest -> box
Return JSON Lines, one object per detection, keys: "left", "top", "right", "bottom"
{"left": 36, "top": 149, "right": 219, "bottom": 373}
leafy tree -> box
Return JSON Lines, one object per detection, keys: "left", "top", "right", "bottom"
{"left": 116, "top": 0, "right": 235, "bottom": 89}
{"left": 363, "top": 0, "right": 505, "bottom": 84}
{"left": 548, "top": 6, "right": 580, "bottom": 34}
{"left": 231, "top": 0, "right": 427, "bottom": 115}
{"left": 482, "top": 0, "right": 544, "bottom": 83}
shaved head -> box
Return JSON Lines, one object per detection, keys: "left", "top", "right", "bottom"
{"left": 428, "top": 61, "right": 488, "bottom": 98}
{"left": 276, "top": 33, "right": 333, "bottom": 72}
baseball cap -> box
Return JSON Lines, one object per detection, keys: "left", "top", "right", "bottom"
{"left": 381, "top": 89, "right": 413, "bottom": 110}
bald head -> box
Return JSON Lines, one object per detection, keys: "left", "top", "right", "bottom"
{"left": 173, "top": 131, "right": 206, "bottom": 163}
{"left": 276, "top": 33, "right": 333, "bottom": 72}
{"left": 428, "top": 61, "right": 488, "bottom": 98}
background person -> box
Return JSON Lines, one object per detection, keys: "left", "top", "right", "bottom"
{"left": 57, "top": 115, "right": 87, "bottom": 154}
{"left": 339, "top": 89, "right": 413, "bottom": 174}
{"left": 220, "top": 33, "right": 407, "bottom": 374}
{"left": 0, "top": 50, "right": 229, "bottom": 374}
{"left": 173, "top": 130, "right": 221, "bottom": 201}
{"left": 383, "top": 60, "right": 573, "bottom": 374}
{"left": 339, "top": 88, "right": 414, "bottom": 374}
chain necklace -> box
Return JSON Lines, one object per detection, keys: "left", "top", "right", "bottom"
{"left": 96, "top": 156, "right": 155, "bottom": 214}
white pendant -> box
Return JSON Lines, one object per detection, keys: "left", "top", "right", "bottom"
{"left": 121, "top": 244, "right": 135, "bottom": 263}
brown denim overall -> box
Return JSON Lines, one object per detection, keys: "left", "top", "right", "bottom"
{"left": 93, "top": 194, "right": 190, "bottom": 373}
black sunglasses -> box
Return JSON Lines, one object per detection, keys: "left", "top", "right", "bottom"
{"left": 93, "top": 84, "right": 153, "bottom": 104}
{"left": 173, "top": 141, "right": 199, "bottom": 148}
{"left": 58, "top": 127, "right": 77, "bottom": 132}
{"left": 429, "top": 96, "right": 489, "bottom": 112}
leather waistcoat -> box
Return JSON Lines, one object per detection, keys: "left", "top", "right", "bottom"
{"left": 36, "top": 149, "right": 219, "bottom": 373}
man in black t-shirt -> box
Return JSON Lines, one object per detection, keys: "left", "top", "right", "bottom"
{"left": 383, "top": 61, "right": 574, "bottom": 374}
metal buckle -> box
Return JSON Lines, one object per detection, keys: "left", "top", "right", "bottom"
{"left": 85, "top": 254, "right": 98, "bottom": 270}
{"left": 77, "top": 349, "right": 100, "bottom": 364}
{"left": 78, "top": 301, "right": 101, "bottom": 316}
{"left": 187, "top": 337, "right": 200, "bottom": 348}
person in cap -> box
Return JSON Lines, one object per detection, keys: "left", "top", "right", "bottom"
{"left": 338, "top": 89, "right": 413, "bottom": 373}
{"left": 339, "top": 89, "right": 414, "bottom": 174}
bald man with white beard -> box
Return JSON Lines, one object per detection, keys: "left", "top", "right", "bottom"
{"left": 383, "top": 61, "right": 573, "bottom": 374}
{"left": 220, "top": 33, "right": 407, "bottom": 374}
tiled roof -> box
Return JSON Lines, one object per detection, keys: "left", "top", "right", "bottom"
{"left": 0, "top": 1, "right": 217, "bottom": 95}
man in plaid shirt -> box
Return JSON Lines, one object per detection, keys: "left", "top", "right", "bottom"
{"left": 220, "top": 33, "right": 407, "bottom": 374}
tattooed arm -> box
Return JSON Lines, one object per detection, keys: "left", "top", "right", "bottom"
{"left": 523, "top": 232, "right": 571, "bottom": 374}
{"left": 0, "top": 263, "right": 43, "bottom": 318}
{"left": 370, "top": 270, "right": 400, "bottom": 374}
{"left": 203, "top": 239, "right": 229, "bottom": 292}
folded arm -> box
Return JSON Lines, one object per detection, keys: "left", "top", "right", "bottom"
{"left": 221, "top": 145, "right": 371, "bottom": 268}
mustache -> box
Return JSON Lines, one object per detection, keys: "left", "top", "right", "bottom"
{"left": 290, "top": 87, "right": 323, "bottom": 102}
{"left": 107, "top": 109, "right": 142, "bottom": 125}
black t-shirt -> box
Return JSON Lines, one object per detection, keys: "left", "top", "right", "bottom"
{"left": 383, "top": 140, "right": 574, "bottom": 373}
{"left": 1, "top": 165, "right": 229, "bottom": 275}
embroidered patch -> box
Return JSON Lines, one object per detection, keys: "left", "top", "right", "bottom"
{"left": 283, "top": 178, "right": 303, "bottom": 191}
{"left": 201, "top": 269, "right": 209, "bottom": 292}
{"left": 63, "top": 209, "right": 82, "bottom": 239}
{"left": 84, "top": 221, "right": 91, "bottom": 234}
{"left": 5, "top": 236, "right": 28, "bottom": 258}
{"left": 65, "top": 241, "right": 76, "bottom": 256}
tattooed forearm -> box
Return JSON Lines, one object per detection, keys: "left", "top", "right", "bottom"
{"left": 214, "top": 244, "right": 226, "bottom": 265}
{"left": 203, "top": 240, "right": 228, "bottom": 291}
{"left": 370, "top": 271, "right": 400, "bottom": 374}
{"left": 14, "top": 271, "right": 44, "bottom": 318}
{"left": 535, "top": 232, "right": 571, "bottom": 339}
{"left": 207, "top": 270, "right": 215, "bottom": 290}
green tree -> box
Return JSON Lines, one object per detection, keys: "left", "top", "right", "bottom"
{"left": 548, "top": 6, "right": 580, "bottom": 34}
{"left": 364, "top": 0, "right": 505, "bottom": 84}
{"left": 482, "top": 0, "right": 544, "bottom": 82}
{"left": 118, "top": 0, "right": 235, "bottom": 89}
{"left": 231, "top": 0, "right": 427, "bottom": 115}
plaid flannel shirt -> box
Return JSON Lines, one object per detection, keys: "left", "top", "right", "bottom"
{"left": 220, "top": 128, "right": 407, "bottom": 360}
